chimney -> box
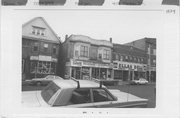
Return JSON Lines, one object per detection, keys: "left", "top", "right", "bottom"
{"left": 110, "top": 37, "right": 112, "bottom": 43}
{"left": 65, "top": 35, "right": 68, "bottom": 40}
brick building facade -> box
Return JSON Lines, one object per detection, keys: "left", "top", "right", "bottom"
{"left": 63, "top": 35, "right": 113, "bottom": 80}
{"left": 22, "top": 17, "right": 61, "bottom": 80}
{"left": 125, "top": 37, "right": 156, "bottom": 82}
{"left": 112, "top": 44, "right": 147, "bottom": 81}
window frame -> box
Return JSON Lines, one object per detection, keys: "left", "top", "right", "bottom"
{"left": 52, "top": 45, "right": 57, "bottom": 54}
{"left": 67, "top": 87, "right": 116, "bottom": 105}
{"left": 103, "top": 49, "right": 110, "bottom": 60}
{"left": 43, "top": 43, "right": 49, "bottom": 52}
{"left": 68, "top": 88, "right": 92, "bottom": 105}
{"left": 80, "top": 45, "right": 89, "bottom": 57}
{"left": 91, "top": 88, "right": 115, "bottom": 103}
{"left": 32, "top": 42, "right": 39, "bottom": 52}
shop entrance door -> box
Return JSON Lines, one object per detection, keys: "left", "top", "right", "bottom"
{"left": 81, "top": 67, "right": 90, "bottom": 80}
{"left": 71, "top": 67, "right": 81, "bottom": 79}
{"left": 122, "top": 71, "right": 128, "bottom": 81}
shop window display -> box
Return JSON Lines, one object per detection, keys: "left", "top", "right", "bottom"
{"left": 30, "top": 61, "right": 56, "bottom": 75}
{"left": 81, "top": 67, "right": 90, "bottom": 80}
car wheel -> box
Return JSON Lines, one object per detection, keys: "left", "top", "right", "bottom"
{"left": 36, "top": 82, "right": 42, "bottom": 86}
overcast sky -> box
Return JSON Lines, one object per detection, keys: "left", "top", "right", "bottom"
{"left": 19, "top": 5, "right": 176, "bottom": 44}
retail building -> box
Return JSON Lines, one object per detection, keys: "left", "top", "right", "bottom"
{"left": 22, "top": 17, "right": 61, "bottom": 79}
{"left": 63, "top": 35, "right": 113, "bottom": 80}
{"left": 125, "top": 37, "right": 156, "bottom": 82}
{"left": 112, "top": 44, "right": 147, "bottom": 81}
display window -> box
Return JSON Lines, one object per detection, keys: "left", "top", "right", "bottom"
{"left": 81, "top": 67, "right": 90, "bottom": 80}
{"left": 30, "top": 61, "right": 56, "bottom": 75}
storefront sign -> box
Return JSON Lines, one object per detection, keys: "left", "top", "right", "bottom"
{"left": 39, "top": 55, "right": 51, "bottom": 61}
{"left": 30, "top": 56, "right": 39, "bottom": 60}
{"left": 71, "top": 59, "right": 112, "bottom": 68}
{"left": 113, "top": 61, "right": 147, "bottom": 71}
{"left": 72, "top": 60, "right": 82, "bottom": 66}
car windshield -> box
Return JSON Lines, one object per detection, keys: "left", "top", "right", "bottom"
{"left": 41, "top": 82, "right": 60, "bottom": 104}
{"left": 55, "top": 76, "right": 63, "bottom": 80}
{"left": 45, "top": 75, "right": 54, "bottom": 79}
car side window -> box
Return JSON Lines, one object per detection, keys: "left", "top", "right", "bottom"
{"left": 69, "top": 89, "right": 91, "bottom": 104}
{"left": 92, "top": 88, "right": 114, "bottom": 102}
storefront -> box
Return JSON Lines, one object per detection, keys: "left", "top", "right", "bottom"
{"left": 113, "top": 61, "right": 147, "bottom": 81}
{"left": 29, "top": 55, "right": 57, "bottom": 78}
{"left": 146, "top": 66, "right": 156, "bottom": 82}
{"left": 66, "top": 59, "right": 113, "bottom": 80}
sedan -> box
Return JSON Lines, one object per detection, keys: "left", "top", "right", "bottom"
{"left": 22, "top": 79, "right": 148, "bottom": 108}
{"left": 29, "top": 75, "right": 63, "bottom": 86}
{"left": 130, "top": 78, "right": 148, "bottom": 85}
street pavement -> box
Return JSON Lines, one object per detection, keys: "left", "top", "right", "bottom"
{"left": 107, "top": 84, "right": 156, "bottom": 108}
{"left": 22, "top": 82, "right": 156, "bottom": 108}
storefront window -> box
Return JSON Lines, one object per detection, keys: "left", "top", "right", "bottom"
{"left": 114, "top": 70, "right": 123, "bottom": 80}
{"left": 30, "top": 61, "right": 56, "bottom": 75}
{"left": 81, "top": 67, "right": 90, "bottom": 80}
{"left": 72, "top": 67, "right": 81, "bottom": 79}
{"left": 107, "top": 69, "right": 112, "bottom": 78}
{"left": 100, "top": 68, "right": 107, "bottom": 80}
{"left": 30, "top": 61, "right": 37, "bottom": 73}
{"left": 92, "top": 68, "right": 100, "bottom": 79}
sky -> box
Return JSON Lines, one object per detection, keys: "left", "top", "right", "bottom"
{"left": 19, "top": 8, "right": 166, "bottom": 44}
{"left": 14, "top": 0, "right": 179, "bottom": 44}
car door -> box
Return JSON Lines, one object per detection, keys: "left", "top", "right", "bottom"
{"left": 91, "top": 88, "right": 115, "bottom": 108}
{"left": 66, "top": 88, "right": 95, "bottom": 108}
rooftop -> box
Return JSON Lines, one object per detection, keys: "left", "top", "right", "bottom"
{"left": 53, "top": 79, "right": 105, "bottom": 89}
{"left": 113, "top": 43, "right": 146, "bottom": 57}
{"left": 67, "top": 34, "right": 113, "bottom": 48}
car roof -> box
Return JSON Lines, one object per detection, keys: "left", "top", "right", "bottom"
{"left": 52, "top": 79, "right": 106, "bottom": 89}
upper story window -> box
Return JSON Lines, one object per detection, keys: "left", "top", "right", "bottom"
{"left": 138, "top": 58, "right": 140, "bottom": 62}
{"left": 120, "top": 55, "right": 123, "bottom": 61}
{"left": 32, "top": 26, "right": 46, "bottom": 36}
{"left": 99, "top": 53, "right": 102, "bottom": 59}
{"left": 32, "top": 42, "right": 39, "bottom": 52}
{"left": 75, "top": 50, "right": 79, "bottom": 57}
{"left": 80, "top": 45, "right": 88, "bottom": 57}
{"left": 129, "top": 56, "right": 132, "bottom": 61}
{"left": 115, "top": 54, "right": 119, "bottom": 60}
{"left": 44, "top": 43, "right": 48, "bottom": 52}
{"left": 141, "top": 58, "right": 144, "bottom": 62}
{"left": 103, "top": 49, "right": 110, "bottom": 60}
{"left": 52, "top": 45, "right": 57, "bottom": 54}
{"left": 125, "top": 55, "right": 128, "bottom": 60}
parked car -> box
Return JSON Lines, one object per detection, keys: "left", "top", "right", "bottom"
{"left": 29, "top": 75, "right": 63, "bottom": 86}
{"left": 22, "top": 78, "right": 148, "bottom": 108}
{"left": 130, "top": 78, "right": 148, "bottom": 85}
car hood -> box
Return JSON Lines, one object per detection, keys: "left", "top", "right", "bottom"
{"left": 109, "top": 89, "right": 148, "bottom": 102}
{"left": 22, "top": 91, "right": 49, "bottom": 107}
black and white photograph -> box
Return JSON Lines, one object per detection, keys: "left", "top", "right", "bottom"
{"left": 0, "top": 0, "right": 180, "bottom": 118}
{"left": 21, "top": 10, "right": 158, "bottom": 108}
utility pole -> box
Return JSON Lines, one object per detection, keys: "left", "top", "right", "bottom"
{"left": 148, "top": 44, "right": 151, "bottom": 83}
